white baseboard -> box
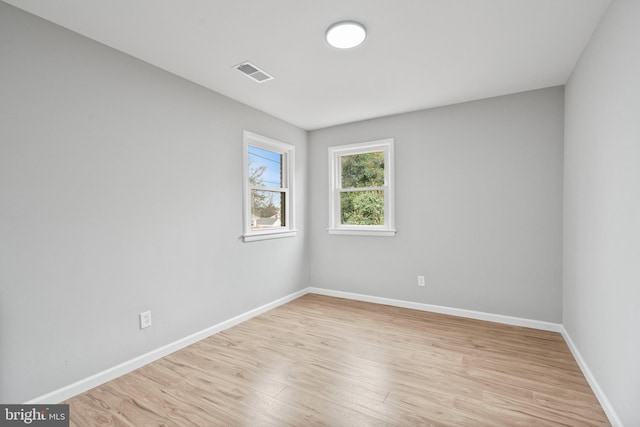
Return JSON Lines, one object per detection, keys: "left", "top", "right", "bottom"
{"left": 560, "top": 327, "right": 623, "bottom": 427}
{"left": 308, "top": 287, "right": 562, "bottom": 332}
{"left": 26, "top": 288, "right": 308, "bottom": 404}
{"left": 28, "top": 286, "right": 621, "bottom": 427}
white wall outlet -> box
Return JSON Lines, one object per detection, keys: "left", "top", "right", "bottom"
{"left": 418, "top": 275, "right": 426, "bottom": 287}
{"left": 140, "top": 311, "right": 152, "bottom": 329}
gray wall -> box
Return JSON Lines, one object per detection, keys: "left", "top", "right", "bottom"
{"left": 6, "top": 1, "right": 634, "bottom": 420}
{"left": 0, "top": 3, "right": 308, "bottom": 403}
{"left": 309, "top": 87, "right": 564, "bottom": 323}
{"left": 563, "top": 0, "right": 640, "bottom": 425}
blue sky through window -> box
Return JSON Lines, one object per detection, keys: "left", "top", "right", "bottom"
{"left": 248, "top": 145, "right": 282, "bottom": 188}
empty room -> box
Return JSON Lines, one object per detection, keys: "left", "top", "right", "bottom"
{"left": 1, "top": 0, "right": 638, "bottom": 426}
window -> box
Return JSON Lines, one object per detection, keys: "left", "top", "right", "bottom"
{"left": 243, "top": 131, "right": 296, "bottom": 242}
{"left": 328, "top": 138, "right": 396, "bottom": 236}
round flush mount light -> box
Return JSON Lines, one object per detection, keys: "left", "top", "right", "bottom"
{"left": 326, "top": 21, "right": 367, "bottom": 49}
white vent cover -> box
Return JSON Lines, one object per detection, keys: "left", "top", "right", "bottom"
{"left": 235, "top": 62, "right": 274, "bottom": 83}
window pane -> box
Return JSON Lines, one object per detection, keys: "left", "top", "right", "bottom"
{"left": 341, "top": 152, "right": 384, "bottom": 188}
{"left": 340, "top": 190, "right": 384, "bottom": 225}
{"left": 248, "top": 145, "right": 283, "bottom": 188}
{"left": 251, "top": 190, "right": 285, "bottom": 229}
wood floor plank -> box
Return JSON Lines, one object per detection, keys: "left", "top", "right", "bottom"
{"left": 64, "top": 294, "right": 609, "bottom": 426}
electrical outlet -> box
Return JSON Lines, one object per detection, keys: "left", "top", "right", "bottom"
{"left": 140, "top": 311, "right": 152, "bottom": 329}
{"left": 418, "top": 275, "right": 426, "bottom": 287}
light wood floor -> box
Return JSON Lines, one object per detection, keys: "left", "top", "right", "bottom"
{"left": 65, "top": 294, "right": 609, "bottom": 426}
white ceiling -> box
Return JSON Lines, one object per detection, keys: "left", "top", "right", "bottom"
{"left": 4, "top": 0, "right": 611, "bottom": 130}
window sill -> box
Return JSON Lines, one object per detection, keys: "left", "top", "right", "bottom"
{"left": 243, "top": 229, "right": 297, "bottom": 242}
{"left": 328, "top": 228, "right": 396, "bottom": 237}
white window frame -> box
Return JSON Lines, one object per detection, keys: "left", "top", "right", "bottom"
{"left": 328, "top": 138, "right": 396, "bottom": 237}
{"left": 243, "top": 130, "right": 296, "bottom": 242}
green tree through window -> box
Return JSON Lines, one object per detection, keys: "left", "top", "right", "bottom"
{"left": 340, "top": 152, "right": 385, "bottom": 225}
{"left": 328, "top": 138, "right": 395, "bottom": 236}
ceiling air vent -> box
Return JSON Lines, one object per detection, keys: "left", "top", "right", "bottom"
{"left": 235, "top": 62, "right": 274, "bottom": 83}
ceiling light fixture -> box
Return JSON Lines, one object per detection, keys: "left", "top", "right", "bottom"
{"left": 326, "top": 21, "right": 366, "bottom": 49}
